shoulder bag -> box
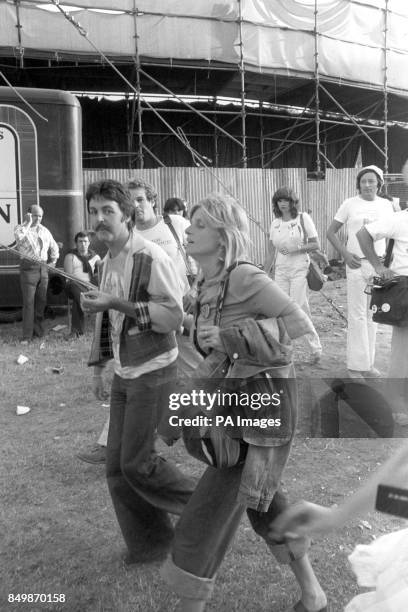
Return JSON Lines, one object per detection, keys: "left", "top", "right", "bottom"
{"left": 163, "top": 213, "right": 195, "bottom": 287}
{"left": 370, "top": 239, "right": 408, "bottom": 327}
{"left": 299, "top": 213, "right": 325, "bottom": 292}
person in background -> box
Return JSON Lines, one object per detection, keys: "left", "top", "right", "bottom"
{"left": 326, "top": 165, "right": 394, "bottom": 378}
{"left": 264, "top": 187, "right": 322, "bottom": 364}
{"left": 14, "top": 205, "right": 59, "bottom": 343}
{"left": 271, "top": 440, "right": 408, "bottom": 539}
{"left": 64, "top": 231, "right": 101, "bottom": 338}
{"left": 164, "top": 196, "right": 189, "bottom": 219}
{"left": 357, "top": 208, "right": 408, "bottom": 422}
{"left": 80, "top": 179, "right": 195, "bottom": 564}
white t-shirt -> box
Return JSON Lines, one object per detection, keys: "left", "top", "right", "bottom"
{"left": 136, "top": 215, "right": 190, "bottom": 293}
{"left": 269, "top": 212, "right": 317, "bottom": 267}
{"left": 334, "top": 195, "right": 394, "bottom": 258}
{"left": 365, "top": 210, "right": 408, "bottom": 276}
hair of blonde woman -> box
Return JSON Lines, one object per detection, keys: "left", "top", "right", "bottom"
{"left": 190, "top": 193, "right": 250, "bottom": 271}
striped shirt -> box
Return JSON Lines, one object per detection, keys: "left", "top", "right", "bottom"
{"left": 14, "top": 223, "right": 59, "bottom": 264}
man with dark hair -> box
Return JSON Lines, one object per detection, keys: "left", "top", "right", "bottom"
{"left": 327, "top": 166, "right": 394, "bottom": 378}
{"left": 64, "top": 231, "right": 101, "bottom": 338}
{"left": 78, "top": 177, "right": 199, "bottom": 465}
{"left": 14, "top": 204, "right": 59, "bottom": 342}
{"left": 80, "top": 179, "right": 194, "bottom": 563}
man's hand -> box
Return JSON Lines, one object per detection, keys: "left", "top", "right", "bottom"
{"left": 24, "top": 212, "right": 32, "bottom": 226}
{"left": 374, "top": 264, "right": 397, "bottom": 281}
{"left": 92, "top": 375, "right": 109, "bottom": 401}
{"left": 344, "top": 251, "right": 362, "bottom": 269}
{"left": 269, "top": 501, "right": 336, "bottom": 541}
{"left": 81, "top": 289, "right": 113, "bottom": 313}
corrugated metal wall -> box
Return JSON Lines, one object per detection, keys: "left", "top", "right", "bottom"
{"left": 83, "top": 167, "right": 360, "bottom": 263}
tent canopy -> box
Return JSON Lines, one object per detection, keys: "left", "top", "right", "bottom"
{"left": 1, "top": 0, "right": 408, "bottom": 98}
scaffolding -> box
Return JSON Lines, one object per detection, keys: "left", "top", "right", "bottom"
{"left": 2, "top": 0, "right": 406, "bottom": 174}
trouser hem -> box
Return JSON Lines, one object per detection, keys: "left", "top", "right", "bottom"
{"left": 161, "top": 556, "right": 215, "bottom": 600}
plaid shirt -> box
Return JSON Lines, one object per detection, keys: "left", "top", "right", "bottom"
{"left": 14, "top": 223, "right": 59, "bottom": 264}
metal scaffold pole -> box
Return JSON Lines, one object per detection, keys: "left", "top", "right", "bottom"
{"left": 238, "top": 0, "right": 248, "bottom": 168}
{"left": 383, "top": 0, "right": 389, "bottom": 177}
{"left": 314, "top": 0, "right": 322, "bottom": 175}
{"left": 131, "top": 2, "right": 144, "bottom": 169}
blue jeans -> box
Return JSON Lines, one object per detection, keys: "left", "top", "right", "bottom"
{"left": 161, "top": 450, "right": 309, "bottom": 601}
{"left": 65, "top": 281, "right": 84, "bottom": 334}
{"left": 106, "top": 363, "right": 196, "bottom": 554}
{"left": 19, "top": 263, "right": 48, "bottom": 339}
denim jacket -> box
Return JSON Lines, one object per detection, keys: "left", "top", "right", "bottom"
{"left": 193, "top": 316, "right": 299, "bottom": 512}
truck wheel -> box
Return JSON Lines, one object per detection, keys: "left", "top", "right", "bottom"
{"left": 0, "top": 308, "right": 23, "bottom": 323}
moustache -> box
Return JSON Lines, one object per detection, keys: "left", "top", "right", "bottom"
{"left": 95, "top": 223, "right": 111, "bottom": 232}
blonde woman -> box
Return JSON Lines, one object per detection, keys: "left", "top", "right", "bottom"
{"left": 161, "top": 194, "right": 327, "bottom": 612}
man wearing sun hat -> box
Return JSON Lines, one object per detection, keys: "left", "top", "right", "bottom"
{"left": 327, "top": 165, "right": 394, "bottom": 378}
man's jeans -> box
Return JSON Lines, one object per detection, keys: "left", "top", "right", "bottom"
{"left": 65, "top": 281, "right": 84, "bottom": 334}
{"left": 106, "top": 363, "right": 196, "bottom": 554}
{"left": 20, "top": 263, "right": 48, "bottom": 339}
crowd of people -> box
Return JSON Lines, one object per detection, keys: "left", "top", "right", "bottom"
{"left": 12, "top": 166, "right": 408, "bottom": 611}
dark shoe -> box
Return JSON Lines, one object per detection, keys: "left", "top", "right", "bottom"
{"left": 77, "top": 444, "right": 106, "bottom": 464}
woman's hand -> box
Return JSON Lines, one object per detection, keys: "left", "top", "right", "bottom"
{"left": 279, "top": 245, "right": 300, "bottom": 256}
{"left": 197, "top": 325, "right": 223, "bottom": 351}
{"left": 344, "top": 251, "right": 362, "bottom": 269}
{"left": 81, "top": 289, "right": 113, "bottom": 313}
{"left": 278, "top": 246, "right": 291, "bottom": 256}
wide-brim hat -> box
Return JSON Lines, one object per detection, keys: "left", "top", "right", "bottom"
{"left": 356, "top": 165, "right": 384, "bottom": 187}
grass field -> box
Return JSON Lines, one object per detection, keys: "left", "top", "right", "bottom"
{"left": 1, "top": 289, "right": 406, "bottom": 612}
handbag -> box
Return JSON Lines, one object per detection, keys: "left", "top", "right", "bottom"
{"left": 299, "top": 213, "right": 325, "bottom": 291}
{"left": 370, "top": 276, "right": 408, "bottom": 327}
{"left": 369, "top": 239, "right": 408, "bottom": 327}
{"left": 183, "top": 262, "right": 258, "bottom": 468}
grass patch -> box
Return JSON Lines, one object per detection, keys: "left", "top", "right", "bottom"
{"left": 1, "top": 310, "right": 405, "bottom": 611}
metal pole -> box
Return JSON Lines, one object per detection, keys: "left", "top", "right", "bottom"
{"left": 383, "top": 0, "right": 389, "bottom": 178}
{"left": 14, "top": 0, "right": 24, "bottom": 68}
{"left": 259, "top": 100, "right": 265, "bottom": 168}
{"left": 238, "top": 0, "right": 247, "bottom": 168}
{"left": 132, "top": 2, "right": 144, "bottom": 169}
{"left": 314, "top": 0, "right": 322, "bottom": 174}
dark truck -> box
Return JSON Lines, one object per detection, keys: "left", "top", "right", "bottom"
{"left": 0, "top": 87, "right": 83, "bottom": 321}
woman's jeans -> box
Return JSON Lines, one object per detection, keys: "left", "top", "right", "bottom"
{"left": 161, "top": 450, "right": 309, "bottom": 601}
{"left": 106, "top": 364, "right": 196, "bottom": 554}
